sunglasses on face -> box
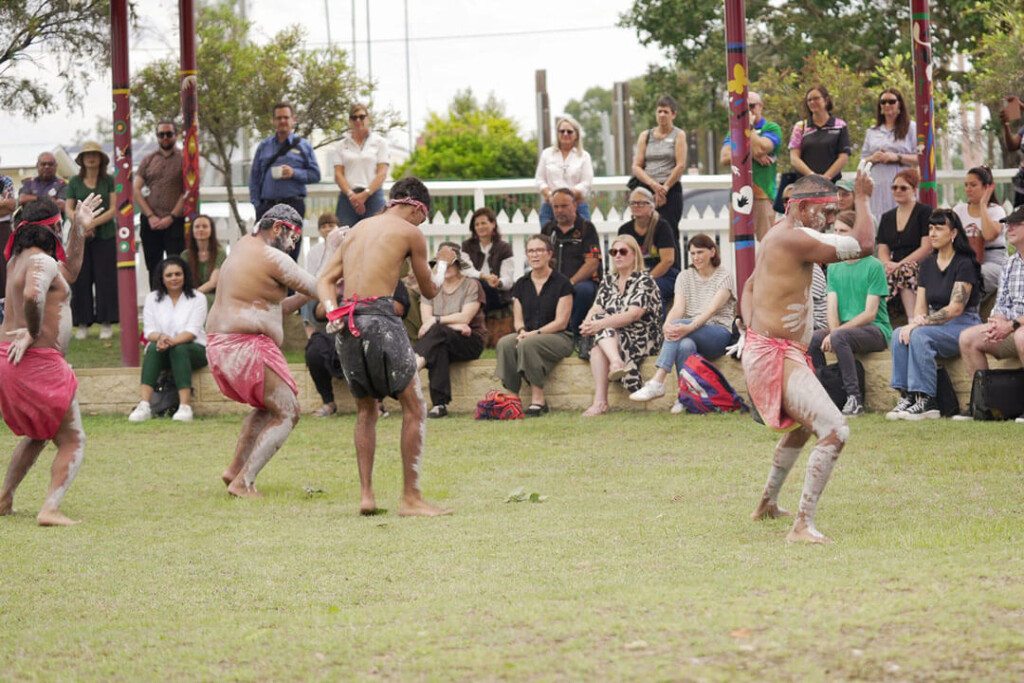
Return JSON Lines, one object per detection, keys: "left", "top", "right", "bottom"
{"left": 891, "top": 184, "right": 912, "bottom": 191}
{"left": 879, "top": 98, "right": 899, "bottom": 105}
{"left": 157, "top": 131, "right": 176, "bottom": 138}
{"left": 350, "top": 114, "right": 367, "bottom": 121}
{"left": 608, "top": 248, "right": 631, "bottom": 257}
{"left": 558, "top": 129, "right": 574, "bottom": 135}
{"left": 38, "top": 161, "right": 56, "bottom": 166}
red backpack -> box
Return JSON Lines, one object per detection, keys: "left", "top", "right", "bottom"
{"left": 677, "top": 354, "right": 749, "bottom": 414}
{"left": 475, "top": 390, "right": 524, "bottom": 420}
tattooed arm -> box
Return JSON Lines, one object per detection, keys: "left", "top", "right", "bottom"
{"left": 915, "top": 281, "right": 971, "bottom": 326}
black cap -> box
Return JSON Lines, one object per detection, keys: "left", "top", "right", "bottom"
{"left": 1000, "top": 205, "right": 1024, "bottom": 224}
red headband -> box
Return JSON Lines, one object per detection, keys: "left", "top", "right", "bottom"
{"left": 3, "top": 213, "right": 66, "bottom": 263}
{"left": 386, "top": 197, "right": 428, "bottom": 216}
{"left": 786, "top": 194, "right": 838, "bottom": 212}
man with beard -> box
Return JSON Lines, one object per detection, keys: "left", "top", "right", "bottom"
{"left": 134, "top": 119, "right": 187, "bottom": 277}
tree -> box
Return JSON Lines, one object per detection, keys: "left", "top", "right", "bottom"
{"left": 132, "top": 0, "right": 396, "bottom": 233}
{"left": 394, "top": 90, "right": 535, "bottom": 181}
{"left": 0, "top": 1, "right": 133, "bottom": 118}
{"left": 968, "top": 8, "right": 1024, "bottom": 165}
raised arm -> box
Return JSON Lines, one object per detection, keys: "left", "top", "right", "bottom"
{"left": 61, "top": 193, "right": 103, "bottom": 284}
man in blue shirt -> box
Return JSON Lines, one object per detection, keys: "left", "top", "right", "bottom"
{"left": 719, "top": 91, "right": 782, "bottom": 241}
{"left": 248, "top": 102, "right": 321, "bottom": 243}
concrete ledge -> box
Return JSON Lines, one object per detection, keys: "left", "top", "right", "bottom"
{"left": 72, "top": 351, "right": 1021, "bottom": 417}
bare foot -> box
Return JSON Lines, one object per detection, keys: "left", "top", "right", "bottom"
{"left": 221, "top": 470, "right": 238, "bottom": 487}
{"left": 36, "top": 509, "right": 80, "bottom": 526}
{"left": 398, "top": 497, "right": 453, "bottom": 517}
{"left": 359, "top": 493, "right": 378, "bottom": 516}
{"left": 750, "top": 497, "right": 793, "bottom": 520}
{"left": 582, "top": 402, "right": 608, "bottom": 417}
{"left": 227, "top": 479, "right": 263, "bottom": 499}
{"left": 786, "top": 518, "right": 831, "bottom": 544}
{"left": 0, "top": 496, "right": 13, "bottom": 516}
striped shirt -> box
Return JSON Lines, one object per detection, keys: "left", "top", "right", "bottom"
{"left": 673, "top": 267, "right": 736, "bottom": 328}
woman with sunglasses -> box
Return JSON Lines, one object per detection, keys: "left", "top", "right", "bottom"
{"left": 952, "top": 166, "right": 1007, "bottom": 298}
{"left": 331, "top": 103, "right": 389, "bottom": 227}
{"left": 617, "top": 186, "right": 678, "bottom": 309}
{"left": 861, "top": 88, "right": 918, "bottom": 218}
{"left": 580, "top": 235, "right": 663, "bottom": 417}
{"left": 535, "top": 114, "right": 594, "bottom": 227}
{"left": 789, "top": 85, "right": 850, "bottom": 183}
{"left": 887, "top": 209, "right": 981, "bottom": 420}
{"left": 877, "top": 168, "right": 933, "bottom": 319}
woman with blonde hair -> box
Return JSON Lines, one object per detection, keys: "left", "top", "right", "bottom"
{"left": 580, "top": 234, "right": 663, "bottom": 416}
{"left": 618, "top": 186, "right": 678, "bottom": 308}
{"left": 331, "top": 103, "right": 390, "bottom": 227}
{"left": 535, "top": 114, "right": 594, "bottom": 226}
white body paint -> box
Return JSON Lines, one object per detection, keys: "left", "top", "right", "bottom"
{"left": 44, "top": 398, "right": 85, "bottom": 510}
{"left": 430, "top": 261, "right": 448, "bottom": 289}
{"left": 410, "top": 374, "right": 426, "bottom": 492}
{"left": 797, "top": 227, "right": 862, "bottom": 261}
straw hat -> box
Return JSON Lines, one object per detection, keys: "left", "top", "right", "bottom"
{"left": 74, "top": 141, "right": 110, "bottom": 168}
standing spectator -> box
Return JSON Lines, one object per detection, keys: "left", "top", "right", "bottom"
{"left": 877, "top": 168, "right": 933, "bottom": 319}
{"left": 617, "top": 186, "right": 677, "bottom": 308}
{"left": 541, "top": 188, "right": 602, "bottom": 334}
{"left": 808, "top": 212, "right": 892, "bottom": 416}
{"left": 719, "top": 91, "right": 783, "bottom": 241}
{"left": 461, "top": 207, "right": 514, "bottom": 314}
{"left": 134, "top": 120, "right": 186, "bottom": 279}
{"left": 18, "top": 152, "right": 67, "bottom": 213}
{"left": 861, "top": 88, "right": 918, "bottom": 219}
{"left": 494, "top": 235, "right": 574, "bottom": 417}
{"left": 248, "top": 101, "right": 321, "bottom": 259}
{"left": 535, "top": 115, "right": 594, "bottom": 226}
{"left": 789, "top": 85, "right": 851, "bottom": 183}
{"left": 0, "top": 161, "right": 16, "bottom": 299}
{"left": 66, "top": 142, "right": 118, "bottom": 340}
{"left": 331, "top": 103, "right": 389, "bottom": 227}
{"left": 632, "top": 95, "right": 687, "bottom": 259}
{"left": 998, "top": 95, "right": 1024, "bottom": 208}
{"left": 180, "top": 213, "right": 226, "bottom": 311}
{"left": 952, "top": 166, "right": 1006, "bottom": 298}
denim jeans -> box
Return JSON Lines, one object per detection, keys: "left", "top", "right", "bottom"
{"left": 539, "top": 201, "right": 590, "bottom": 227}
{"left": 890, "top": 311, "right": 981, "bottom": 397}
{"left": 336, "top": 189, "right": 386, "bottom": 228}
{"left": 654, "top": 320, "right": 732, "bottom": 375}
{"left": 570, "top": 279, "right": 598, "bottom": 334}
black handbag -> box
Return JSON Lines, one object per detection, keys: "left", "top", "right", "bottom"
{"left": 150, "top": 373, "right": 179, "bottom": 418}
{"left": 934, "top": 366, "right": 960, "bottom": 417}
{"left": 969, "top": 368, "right": 1024, "bottom": 420}
{"left": 815, "top": 361, "right": 866, "bottom": 409}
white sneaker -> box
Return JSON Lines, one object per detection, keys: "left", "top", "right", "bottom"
{"left": 75, "top": 326, "right": 88, "bottom": 340}
{"left": 629, "top": 380, "right": 665, "bottom": 402}
{"left": 1016, "top": 416, "right": 1024, "bottom": 424}
{"left": 99, "top": 324, "right": 113, "bottom": 340}
{"left": 670, "top": 400, "right": 685, "bottom": 415}
{"left": 128, "top": 401, "right": 152, "bottom": 422}
{"left": 172, "top": 404, "right": 193, "bottom": 422}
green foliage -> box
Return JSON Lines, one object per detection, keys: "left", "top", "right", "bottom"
{"left": 394, "top": 89, "right": 536, "bottom": 181}
{"left": 968, "top": 6, "right": 1024, "bottom": 162}
{"left": 0, "top": 1, "right": 133, "bottom": 118}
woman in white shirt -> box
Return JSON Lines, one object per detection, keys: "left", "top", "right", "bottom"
{"left": 332, "top": 103, "right": 390, "bottom": 227}
{"left": 952, "top": 166, "right": 1007, "bottom": 297}
{"left": 535, "top": 114, "right": 594, "bottom": 226}
{"left": 128, "top": 256, "right": 208, "bottom": 423}
{"left": 461, "top": 207, "right": 514, "bottom": 313}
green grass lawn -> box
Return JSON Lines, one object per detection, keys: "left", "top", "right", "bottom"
{"left": 2, "top": 412, "right": 1023, "bottom": 680}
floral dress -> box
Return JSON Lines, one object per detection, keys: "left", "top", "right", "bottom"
{"left": 591, "top": 271, "right": 663, "bottom": 392}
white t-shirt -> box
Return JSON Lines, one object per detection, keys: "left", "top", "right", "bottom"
{"left": 534, "top": 146, "right": 594, "bottom": 200}
{"left": 142, "top": 290, "right": 208, "bottom": 346}
{"left": 952, "top": 202, "right": 1007, "bottom": 250}
{"left": 328, "top": 132, "right": 390, "bottom": 189}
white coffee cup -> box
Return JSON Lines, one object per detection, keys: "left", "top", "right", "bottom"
{"left": 271, "top": 166, "right": 284, "bottom": 179}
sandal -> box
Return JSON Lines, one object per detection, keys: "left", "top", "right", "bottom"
{"left": 524, "top": 403, "right": 549, "bottom": 417}
{"left": 608, "top": 360, "right": 636, "bottom": 382}
{"left": 312, "top": 403, "right": 337, "bottom": 417}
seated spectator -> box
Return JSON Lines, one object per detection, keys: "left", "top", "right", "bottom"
{"left": 301, "top": 212, "right": 343, "bottom": 335}
{"left": 629, "top": 233, "right": 735, "bottom": 412}
{"left": 494, "top": 234, "right": 574, "bottom": 417}
{"left": 415, "top": 242, "right": 486, "bottom": 418}
{"left": 955, "top": 207, "right": 1024, "bottom": 420}
{"left": 618, "top": 186, "right": 678, "bottom": 309}
{"left": 181, "top": 213, "right": 226, "bottom": 311}
{"left": 953, "top": 166, "right": 1007, "bottom": 298}
{"left": 808, "top": 211, "right": 892, "bottom": 416}
{"left": 462, "top": 207, "right": 515, "bottom": 346}
{"left": 887, "top": 209, "right": 982, "bottom": 420}
{"left": 877, "top": 168, "right": 933, "bottom": 320}
{"left": 836, "top": 178, "right": 878, "bottom": 229}
{"left": 128, "top": 256, "right": 208, "bottom": 423}
{"left": 580, "top": 235, "right": 663, "bottom": 416}
{"left": 541, "top": 188, "right": 601, "bottom": 334}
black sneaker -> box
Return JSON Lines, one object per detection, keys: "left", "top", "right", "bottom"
{"left": 885, "top": 392, "right": 915, "bottom": 421}
{"left": 427, "top": 404, "right": 448, "bottom": 419}
{"left": 903, "top": 394, "right": 940, "bottom": 421}
{"left": 841, "top": 395, "right": 864, "bottom": 416}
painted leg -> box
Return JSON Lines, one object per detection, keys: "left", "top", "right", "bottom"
{"left": 395, "top": 375, "right": 452, "bottom": 517}
{"left": 37, "top": 397, "right": 86, "bottom": 526}
{"left": 227, "top": 369, "right": 300, "bottom": 498}
{"left": 353, "top": 396, "right": 379, "bottom": 514}
{"left": 222, "top": 409, "right": 271, "bottom": 486}
{"left": 750, "top": 433, "right": 806, "bottom": 521}
{"left": 0, "top": 437, "right": 47, "bottom": 516}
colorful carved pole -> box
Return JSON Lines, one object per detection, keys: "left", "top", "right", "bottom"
{"left": 180, "top": 0, "right": 200, "bottom": 234}
{"left": 111, "top": 0, "right": 139, "bottom": 366}
{"left": 724, "top": 0, "right": 755, "bottom": 297}
{"left": 911, "top": 0, "right": 937, "bottom": 207}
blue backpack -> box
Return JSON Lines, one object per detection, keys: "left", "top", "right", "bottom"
{"left": 677, "top": 354, "right": 749, "bottom": 414}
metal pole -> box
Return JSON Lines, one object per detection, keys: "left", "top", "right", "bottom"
{"left": 180, "top": 0, "right": 200, "bottom": 239}
{"left": 724, "top": 0, "right": 755, "bottom": 297}
{"left": 324, "top": 0, "right": 332, "bottom": 47}
{"left": 110, "top": 0, "right": 139, "bottom": 366}
{"left": 351, "top": 0, "right": 356, "bottom": 73}
{"left": 911, "top": 0, "right": 937, "bottom": 207}
{"left": 404, "top": 0, "right": 413, "bottom": 153}
{"left": 365, "top": 0, "right": 372, "bottom": 84}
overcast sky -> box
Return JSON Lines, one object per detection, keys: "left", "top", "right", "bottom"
{"left": 0, "top": 0, "right": 666, "bottom": 166}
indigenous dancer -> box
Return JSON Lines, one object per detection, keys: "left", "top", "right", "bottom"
{"left": 1, "top": 194, "right": 102, "bottom": 526}
{"left": 739, "top": 168, "right": 874, "bottom": 543}
{"left": 206, "top": 204, "right": 317, "bottom": 497}
{"left": 317, "top": 177, "right": 454, "bottom": 517}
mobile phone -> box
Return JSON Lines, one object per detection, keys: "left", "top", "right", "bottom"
{"left": 1003, "top": 96, "right": 1022, "bottom": 122}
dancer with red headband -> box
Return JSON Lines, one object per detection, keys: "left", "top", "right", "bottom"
{"left": 205, "top": 203, "right": 317, "bottom": 497}
{"left": 738, "top": 169, "right": 874, "bottom": 543}
{"left": 1, "top": 194, "right": 102, "bottom": 526}
{"left": 317, "top": 177, "right": 455, "bottom": 517}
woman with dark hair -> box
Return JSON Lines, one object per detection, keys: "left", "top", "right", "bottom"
{"left": 65, "top": 141, "right": 118, "bottom": 340}
{"left": 331, "top": 103, "right": 390, "bottom": 227}
{"left": 632, "top": 95, "right": 687, "bottom": 260}
{"left": 535, "top": 114, "right": 594, "bottom": 226}
{"left": 876, "top": 168, "right": 933, "bottom": 318}
{"left": 461, "top": 207, "right": 514, "bottom": 313}
{"left": 618, "top": 186, "right": 677, "bottom": 308}
{"left": 180, "top": 213, "right": 226, "bottom": 310}
{"left": 629, "top": 233, "right": 735, "bottom": 412}
{"left": 789, "top": 85, "right": 851, "bottom": 183}
{"left": 952, "top": 166, "right": 1007, "bottom": 296}
{"left": 887, "top": 209, "right": 982, "bottom": 420}
{"left": 861, "top": 88, "right": 919, "bottom": 218}
{"left": 128, "top": 256, "right": 209, "bottom": 423}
